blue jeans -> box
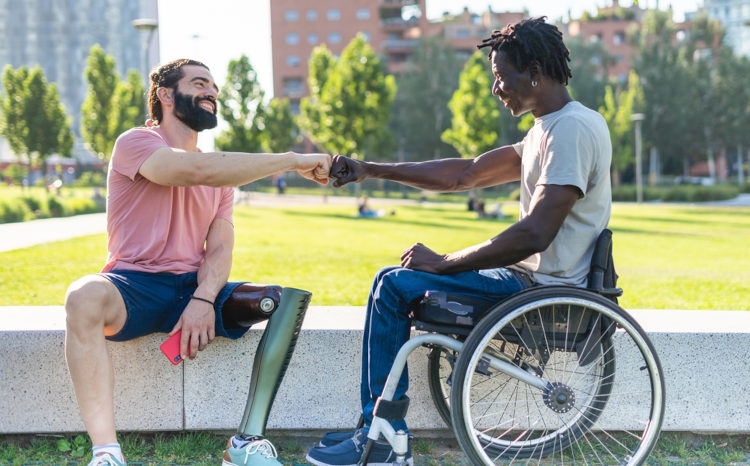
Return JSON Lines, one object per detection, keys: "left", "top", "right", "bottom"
{"left": 360, "top": 266, "right": 532, "bottom": 433}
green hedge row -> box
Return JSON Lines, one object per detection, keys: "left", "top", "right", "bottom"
{"left": 0, "top": 194, "right": 104, "bottom": 224}
{"left": 612, "top": 184, "right": 742, "bottom": 202}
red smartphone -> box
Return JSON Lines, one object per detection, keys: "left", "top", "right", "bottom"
{"left": 160, "top": 330, "right": 183, "bottom": 365}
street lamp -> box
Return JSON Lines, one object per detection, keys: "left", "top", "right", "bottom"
{"left": 631, "top": 113, "right": 645, "bottom": 204}
{"left": 131, "top": 18, "right": 158, "bottom": 85}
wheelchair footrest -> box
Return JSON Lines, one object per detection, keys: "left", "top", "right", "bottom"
{"left": 373, "top": 396, "right": 410, "bottom": 421}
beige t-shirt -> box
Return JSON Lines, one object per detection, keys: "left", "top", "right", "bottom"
{"left": 510, "top": 101, "right": 612, "bottom": 286}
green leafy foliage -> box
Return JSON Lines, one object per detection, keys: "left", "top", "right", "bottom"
{"left": 441, "top": 51, "right": 499, "bottom": 158}
{"left": 390, "top": 37, "right": 462, "bottom": 160}
{"left": 215, "top": 55, "right": 265, "bottom": 153}
{"left": 81, "top": 45, "right": 119, "bottom": 160}
{"left": 298, "top": 35, "right": 396, "bottom": 159}
{"left": 263, "top": 98, "right": 298, "bottom": 153}
{"left": 0, "top": 66, "right": 74, "bottom": 174}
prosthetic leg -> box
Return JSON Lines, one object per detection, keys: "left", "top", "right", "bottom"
{"left": 223, "top": 285, "right": 312, "bottom": 436}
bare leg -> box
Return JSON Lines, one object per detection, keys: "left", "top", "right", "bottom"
{"left": 64, "top": 275, "right": 127, "bottom": 446}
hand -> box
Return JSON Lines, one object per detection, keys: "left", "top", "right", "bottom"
{"left": 400, "top": 242, "right": 447, "bottom": 274}
{"left": 330, "top": 155, "right": 368, "bottom": 188}
{"left": 170, "top": 299, "right": 216, "bottom": 360}
{"left": 297, "top": 153, "right": 331, "bottom": 185}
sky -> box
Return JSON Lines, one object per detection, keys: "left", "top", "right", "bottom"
{"left": 158, "top": 0, "right": 702, "bottom": 97}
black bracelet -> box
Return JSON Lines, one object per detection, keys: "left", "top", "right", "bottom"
{"left": 190, "top": 295, "right": 215, "bottom": 306}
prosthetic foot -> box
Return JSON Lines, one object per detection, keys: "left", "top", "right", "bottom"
{"left": 236, "top": 287, "right": 312, "bottom": 436}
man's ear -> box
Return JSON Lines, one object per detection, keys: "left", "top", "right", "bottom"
{"left": 156, "top": 86, "right": 174, "bottom": 105}
{"left": 528, "top": 61, "right": 542, "bottom": 84}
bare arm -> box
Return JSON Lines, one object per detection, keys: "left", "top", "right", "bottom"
{"left": 171, "top": 217, "right": 233, "bottom": 359}
{"left": 140, "top": 147, "right": 330, "bottom": 187}
{"left": 401, "top": 184, "right": 580, "bottom": 274}
{"left": 331, "top": 145, "right": 522, "bottom": 192}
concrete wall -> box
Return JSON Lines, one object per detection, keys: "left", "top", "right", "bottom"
{"left": 1, "top": 306, "right": 749, "bottom": 434}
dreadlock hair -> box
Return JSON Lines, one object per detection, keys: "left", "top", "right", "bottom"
{"left": 477, "top": 17, "right": 572, "bottom": 85}
{"left": 147, "top": 58, "right": 210, "bottom": 124}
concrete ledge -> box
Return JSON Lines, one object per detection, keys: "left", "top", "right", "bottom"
{"left": 1, "top": 306, "right": 749, "bottom": 434}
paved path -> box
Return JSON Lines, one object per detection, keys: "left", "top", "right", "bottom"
{"left": 0, "top": 212, "right": 106, "bottom": 253}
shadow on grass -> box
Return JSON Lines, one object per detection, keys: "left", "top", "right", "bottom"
{"left": 279, "top": 209, "right": 463, "bottom": 230}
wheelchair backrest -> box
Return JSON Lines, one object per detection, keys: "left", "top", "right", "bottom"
{"left": 586, "top": 228, "right": 621, "bottom": 300}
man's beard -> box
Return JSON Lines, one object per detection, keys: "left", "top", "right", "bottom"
{"left": 173, "top": 89, "right": 218, "bottom": 132}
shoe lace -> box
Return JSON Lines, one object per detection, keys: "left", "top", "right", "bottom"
{"left": 243, "top": 438, "right": 278, "bottom": 462}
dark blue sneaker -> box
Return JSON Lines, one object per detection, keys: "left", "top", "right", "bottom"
{"left": 306, "top": 430, "right": 413, "bottom": 466}
{"left": 318, "top": 428, "right": 364, "bottom": 447}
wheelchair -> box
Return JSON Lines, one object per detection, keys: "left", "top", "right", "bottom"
{"left": 361, "top": 230, "right": 665, "bottom": 465}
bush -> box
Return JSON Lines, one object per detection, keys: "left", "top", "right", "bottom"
{"left": 72, "top": 171, "right": 106, "bottom": 188}
{"left": 662, "top": 185, "right": 739, "bottom": 202}
{"left": 611, "top": 185, "right": 665, "bottom": 202}
{"left": 64, "top": 197, "right": 99, "bottom": 215}
{"left": 0, "top": 198, "right": 31, "bottom": 223}
{"left": 46, "top": 195, "right": 66, "bottom": 217}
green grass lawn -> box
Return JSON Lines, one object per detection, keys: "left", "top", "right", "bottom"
{"left": 1, "top": 201, "right": 748, "bottom": 310}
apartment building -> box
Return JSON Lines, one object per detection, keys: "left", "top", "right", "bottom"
{"left": 702, "top": 0, "right": 750, "bottom": 57}
{"left": 566, "top": 0, "right": 645, "bottom": 81}
{"left": 270, "top": 0, "right": 527, "bottom": 111}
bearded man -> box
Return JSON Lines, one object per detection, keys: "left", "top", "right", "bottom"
{"left": 65, "top": 58, "right": 331, "bottom": 466}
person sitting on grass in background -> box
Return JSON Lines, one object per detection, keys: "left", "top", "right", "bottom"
{"left": 306, "top": 17, "right": 612, "bottom": 466}
{"left": 64, "top": 58, "right": 330, "bottom": 466}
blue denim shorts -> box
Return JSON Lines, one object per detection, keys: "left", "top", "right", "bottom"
{"left": 99, "top": 270, "right": 248, "bottom": 342}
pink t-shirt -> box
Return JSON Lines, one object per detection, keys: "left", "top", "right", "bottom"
{"left": 103, "top": 127, "right": 234, "bottom": 273}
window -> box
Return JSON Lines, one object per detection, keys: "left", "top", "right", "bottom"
{"left": 284, "top": 10, "right": 299, "bottom": 21}
{"left": 613, "top": 31, "right": 626, "bottom": 46}
{"left": 328, "top": 32, "right": 342, "bottom": 44}
{"left": 306, "top": 9, "right": 317, "bottom": 20}
{"left": 307, "top": 33, "right": 318, "bottom": 44}
{"left": 327, "top": 9, "right": 341, "bottom": 20}
{"left": 361, "top": 32, "right": 371, "bottom": 42}
{"left": 356, "top": 8, "right": 370, "bottom": 20}
{"left": 283, "top": 78, "right": 303, "bottom": 96}
{"left": 285, "top": 33, "right": 299, "bottom": 45}
{"left": 287, "top": 55, "right": 300, "bottom": 67}
{"left": 455, "top": 28, "right": 470, "bottom": 38}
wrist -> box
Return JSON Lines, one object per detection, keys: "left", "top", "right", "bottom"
{"left": 190, "top": 295, "right": 215, "bottom": 306}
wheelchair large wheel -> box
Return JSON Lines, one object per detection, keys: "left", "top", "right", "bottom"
{"left": 450, "top": 286, "right": 664, "bottom": 465}
{"left": 427, "top": 345, "right": 457, "bottom": 428}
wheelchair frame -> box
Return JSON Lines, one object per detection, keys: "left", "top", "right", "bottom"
{"left": 359, "top": 231, "right": 666, "bottom": 466}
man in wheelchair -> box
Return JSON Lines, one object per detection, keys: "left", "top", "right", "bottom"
{"left": 307, "top": 17, "right": 613, "bottom": 466}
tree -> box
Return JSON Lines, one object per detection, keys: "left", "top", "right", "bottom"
{"left": 215, "top": 55, "right": 265, "bottom": 153}
{"left": 390, "top": 37, "right": 462, "bottom": 161}
{"left": 0, "top": 66, "right": 30, "bottom": 157}
{"left": 0, "top": 66, "right": 73, "bottom": 176}
{"left": 567, "top": 36, "right": 617, "bottom": 110}
{"left": 441, "top": 51, "right": 499, "bottom": 158}
{"left": 109, "top": 70, "right": 146, "bottom": 147}
{"left": 81, "top": 45, "right": 119, "bottom": 161}
{"left": 263, "top": 98, "right": 297, "bottom": 153}
{"left": 299, "top": 34, "right": 396, "bottom": 159}
{"left": 298, "top": 44, "right": 337, "bottom": 152}
{"left": 599, "top": 70, "right": 644, "bottom": 186}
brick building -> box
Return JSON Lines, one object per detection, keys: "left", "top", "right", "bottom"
{"left": 270, "top": 0, "right": 527, "bottom": 112}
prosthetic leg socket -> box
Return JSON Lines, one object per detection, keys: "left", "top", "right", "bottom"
{"left": 237, "top": 287, "right": 311, "bottom": 436}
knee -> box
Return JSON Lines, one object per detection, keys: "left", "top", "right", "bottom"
{"left": 64, "top": 277, "right": 114, "bottom": 329}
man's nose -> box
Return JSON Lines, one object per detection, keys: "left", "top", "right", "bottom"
{"left": 491, "top": 79, "right": 501, "bottom": 96}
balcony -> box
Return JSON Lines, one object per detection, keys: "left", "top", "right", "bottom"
{"left": 381, "top": 16, "right": 420, "bottom": 29}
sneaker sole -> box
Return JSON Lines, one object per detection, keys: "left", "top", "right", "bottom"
{"left": 305, "top": 454, "right": 413, "bottom": 466}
